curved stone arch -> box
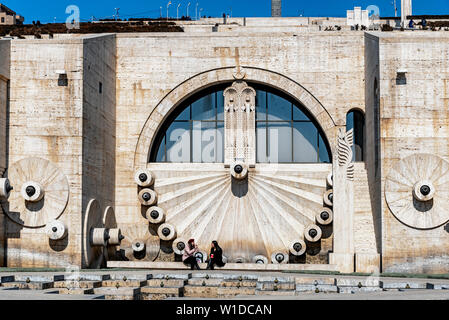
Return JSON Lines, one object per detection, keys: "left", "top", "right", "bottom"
{"left": 134, "top": 66, "right": 337, "bottom": 168}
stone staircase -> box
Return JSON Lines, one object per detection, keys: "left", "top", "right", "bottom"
{"left": 0, "top": 272, "right": 448, "bottom": 300}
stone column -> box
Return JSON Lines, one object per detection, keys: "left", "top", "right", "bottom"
{"left": 401, "top": 0, "right": 412, "bottom": 27}
{"left": 329, "top": 128, "right": 355, "bottom": 273}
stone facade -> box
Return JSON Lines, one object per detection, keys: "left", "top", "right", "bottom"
{"left": 0, "top": 19, "right": 448, "bottom": 273}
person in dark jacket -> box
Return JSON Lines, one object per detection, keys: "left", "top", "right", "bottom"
{"left": 206, "top": 241, "right": 225, "bottom": 270}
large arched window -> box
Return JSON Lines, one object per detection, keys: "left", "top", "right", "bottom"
{"left": 150, "top": 83, "right": 331, "bottom": 163}
{"left": 346, "top": 109, "right": 365, "bottom": 162}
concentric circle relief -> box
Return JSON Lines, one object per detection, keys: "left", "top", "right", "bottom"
{"left": 4, "top": 157, "right": 69, "bottom": 228}
{"left": 385, "top": 153, "right": 449, "bottom": 230}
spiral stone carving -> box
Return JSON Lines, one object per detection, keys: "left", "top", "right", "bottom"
{"left": 385, "top": 153, "right": 449, "bottom": 229}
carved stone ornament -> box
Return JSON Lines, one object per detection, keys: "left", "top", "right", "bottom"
{"left": 385, "top": 153, "right": 449, "bottom": 229}
{"left": 223, "top": 80, "right": 256, "bottom": 166}
{"left": 337, "top": 128, "right": 354, "bottom": 181}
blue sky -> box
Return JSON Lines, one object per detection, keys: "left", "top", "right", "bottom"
{"left": 3, "top": 0, "right": 449, "bottom": 23}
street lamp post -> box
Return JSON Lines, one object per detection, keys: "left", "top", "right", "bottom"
{"left": 114, "top": 8, "right": 120, "bottom": 21}
{"left": 199, "top": 8, "right": 203, "bottom": 19}
{"left": 160, "top": 6, "right": 162, "bottom": 18}
{"left": 196, "top": 2, "right": 199, "bottom": 20}
{"left": 167, "top": 1, "right": 172, "bottom": 20}
{"left": 177, "top": 3, "right": 181, "bottom": 20}
{"left": 187, "top": 2, "right": 191, "bottom": 18}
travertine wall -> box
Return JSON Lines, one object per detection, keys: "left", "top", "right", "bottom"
{"left": 115, "top": 31, "right": 366, "bottom": 262}
{"left": 6, "top": 39, "right": 84, "bottom": 267}
{"left": 0, "top": 39, "right": 10, "bottom": 267}
{"left": 355, "top": 33, "right": 381, "bottom": 273}
{"left": 378, "top": 32, "right": 449, "bottom": 273}
{"left": 81, "top": 35, "right": 116, "bottom": 267}
{"left": 1, "top": 27, "right": 448, "bottom": 272}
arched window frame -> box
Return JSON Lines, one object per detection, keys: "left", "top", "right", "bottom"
{"left": 346, "top": 108, "right": 366, "bottom": 162}
{"left": 150, "top": 82, "right": 332, "bottom": 164}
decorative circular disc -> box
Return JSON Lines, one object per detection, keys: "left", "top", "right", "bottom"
{"left": 231, "top": 162, "right": 248, "bottom": 180}
{"left": 326, "top": 172, "right": 333, "bottom": 187}
{"left": 316, "top": 208, "right": 333, "bottom": 225}
{"left": 252, "top": 255, "right": 268, "bottom": 264}
{"left": 120, "top": 223, "right": 160, "bottom": 261}
{"left": 323, "top": 189, "right": 333, "bottom": 207}
{"left": 82, "top": 199, "right": 104, "bottom": 268}
{"left": 138, "top": 188, "right": 157, "bottom": 206}
{"left": 0, "top": 178, "right": 12, "bottom": 200}
{"left": 194, "top": 251, "right": 207, "bottom": 263}
{"left": 385, "top": 153, "right": 449, "bottom": 229}
{"left": 146, "top": 206, "right": 165, "bottom": 224}
{"left": 172, "top": 238, "right": 187, "bottom": 255}
{"left": 103, "top": 206, "right": 121, "bottom": 260}
{"left": 157, "top": 223, "right": 177, "bottom": 241}
{"left": 134, "top": 168, "right": 154, "bottom": 187}
{"left": 270, "top": 252, "right": 289, "bottom": 264}
{"left": 45, "top": 220, "right": 68, "bottom": 240}
{"left": 289, "top": 240, "right": 307, "bottom": 256}
{"left": 5, "top": 157, "right": 69, "bottom": 228}
{"left": 304, "top": 224, "right": 322, "bottom": 242}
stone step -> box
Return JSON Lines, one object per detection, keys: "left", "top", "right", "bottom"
{"left": 0, "top": 281, "right": 54, "bottom": 290}
{"left": 108, "top": 274, "right": 151, "bottom": 281}
{"left": 255, "top": 289, "right": 296, "bottom": 296}
{"left": 184, "top": 285, "right": 219, "bottom": 298}
{"left": 257, "top": 276, "right": 294, "bottom": 283}
{"left": 338, "top": 287, "right": 383, "bottom": 294}
{"left": 53, "top": 280, "right": 102, "bottom": 289}
{"left": 152, "top": 274, "right": 190, "bottom": 280}
{"left": 141, "top": 286, "right": 184, "bottom": 300}
{"left": 257, "top": 282, "right": 296, "bottom": 291}
{"left": 217, "top": 286, "right": 256, "bottom": 297}
{"left": 295, "top": 277, "right": 336, "bottom": 286}
{"left": 191, "top": 273, "right": 225, "bottom": 279}
{"left": 93, "top": 287, "right": 141, "bottom": 300}
{"left": 52, "top": 288, "right": 95, "bottom": 295}
{"left": 65, "top": 274, "right": 111, "bottom": 281}
{"left": 432, "top": 283, "right": 449, "bottom": 290}
{"left": 15, "top": 275, "right": 64, "bottom": 282}
{"left": 147, "top": 279, "right": 186, "bottom": 287}
{"left": 336, "top": 278, "right": 380, "bottom": 287}
{"left": 187, "top": 278, "right": 223, "bottom": 287}
{"left": 296, "top": 284, "right": 338, "bottom": 293}
{"left": 221, "top": 280, "right": 257, "bottom": 288}
{"left": 380, "top": 281, "right": 429, "bottom": 289}
{"left": 101, "top": 280, "right": 147, "bottom": 288}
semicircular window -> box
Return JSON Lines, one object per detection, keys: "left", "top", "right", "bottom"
{"left": 150, "top": 83, "right": 331, "bottom": 163}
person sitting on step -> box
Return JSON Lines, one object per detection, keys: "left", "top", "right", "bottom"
{"left": 182, "top": 238, "right": 201, "bottom": 270}
{"left": 206, "top": 240, "right": 226, "bottom": 270}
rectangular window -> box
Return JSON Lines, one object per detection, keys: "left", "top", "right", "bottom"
{"left": 192, "top": 94, "right": 215, "bottom": 121}
{"left": 293, "top": 122, "right": 318, "bottom": 163}
{"left": 268, "top": 122, "right": 292, "bottom": 163}
{"left": 166, "top": 122, "right": 191, "bottom": 162}
{"left": 267, "top": 93, "right": 291, "bottom": 121}
{"left": 99, "top": 82, "right": 103, "bottom": 94}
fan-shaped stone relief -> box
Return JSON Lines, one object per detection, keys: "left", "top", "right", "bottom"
{"left": 3, "top": 157, "right": 69, "bottom": 228}
{"left": 385, "top": 153, "right": 449, "bottom": 230}
{"left": 146, "top": 162, "right": 332, "bottom": 263}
